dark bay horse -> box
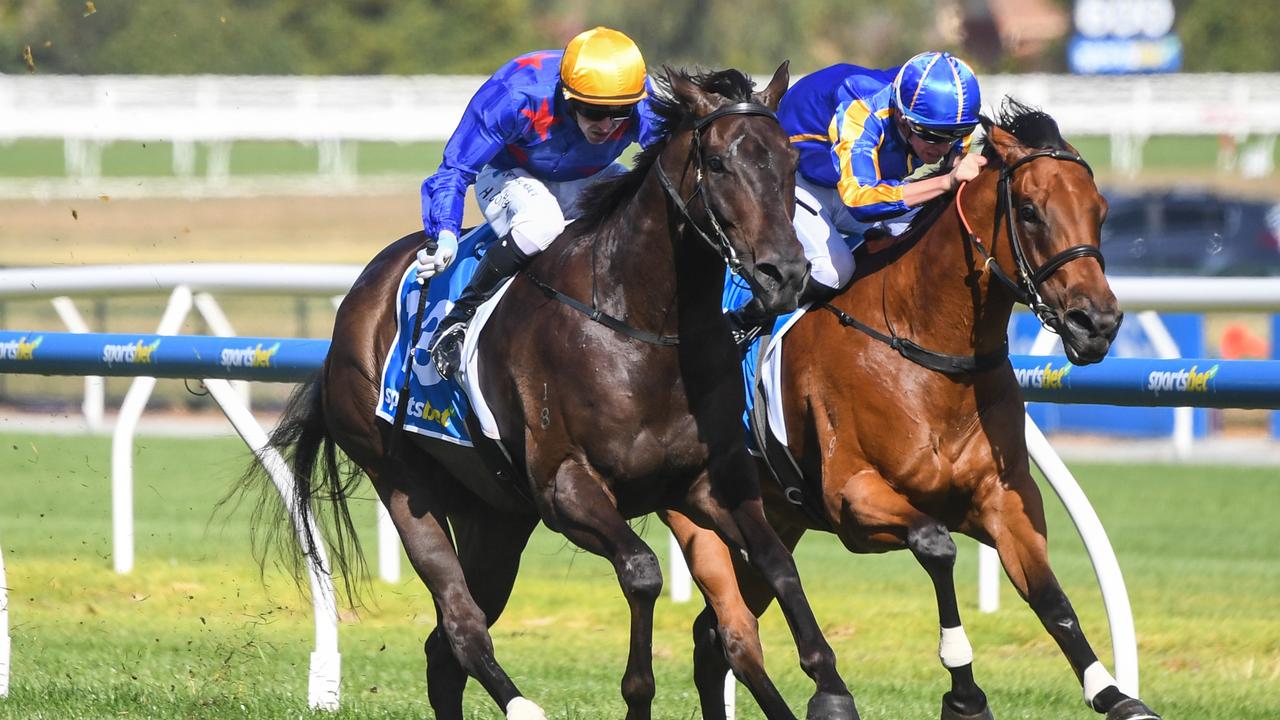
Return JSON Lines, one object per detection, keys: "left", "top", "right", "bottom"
{"left": 666, "top": 100, "right": 1161, "bottom": 720}
{"left": 248, "top": 65, "right": 861, "bottom": 720}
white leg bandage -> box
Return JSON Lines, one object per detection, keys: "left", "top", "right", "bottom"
{"left": 506, "top": 696, "right": 547, "bottom": 720}
{"left": 938, "top": 625, "right": 974, "bottom": 669}
{"left": 1081, "top": 661, "right": 1117, "bottom": 707}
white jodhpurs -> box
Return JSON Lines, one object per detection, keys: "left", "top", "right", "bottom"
{"left": 475, "top": 164, "right": 628, "bottom": 257}
{"left": 793, "top": 173, "right": 920, "bottom": 293}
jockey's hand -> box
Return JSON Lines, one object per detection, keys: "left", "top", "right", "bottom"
{"left": 948, "top": 153, "right": 987, "bottom": 190}
{"left": 415, "top": 230, "right": 459, "bottom": 284}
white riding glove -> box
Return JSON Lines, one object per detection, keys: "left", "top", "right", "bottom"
{"left": 415, "top": 230, "right": 459, "bottom": 284}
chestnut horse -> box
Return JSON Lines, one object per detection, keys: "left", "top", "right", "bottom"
{"left": 666, "top": 100, "right": 1161, "bottom": 720}
{"left": 246, "top": 66, "right": 861, "bottom": 720}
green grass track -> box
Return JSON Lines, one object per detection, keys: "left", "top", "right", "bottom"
{"left": 0, "top": 433, "right": 1276, "bottom": 718}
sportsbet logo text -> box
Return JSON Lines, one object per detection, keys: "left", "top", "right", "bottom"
{"left": 102, "top": 338, "right": 161, "bottom": 366}
{"left": 1014, "top": 361, "right": 1072, "bottom": 390}
{"left": 0, "top": 335, "right": 43, "bottom": 360}
{"left": 382, "top": 388, "right": 455, "bottom": 428}
{"left": 1147, "top": 364, "right": 1219, "bottom": 393}
{"left": 220, "top": 342, "right": 280, "bottom": 370}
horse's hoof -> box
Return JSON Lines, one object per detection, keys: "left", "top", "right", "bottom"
{"left": 506, "top": 696, "right": 547, "bottom": 720}
{"left": 806, "top": 692, "right": 860, "bottom": 720}
{"left": 1105, "top": 698, "right": 1161, "bottom": 720}
{"left": 940, "top": 699, "right": 995, "bottom": 720}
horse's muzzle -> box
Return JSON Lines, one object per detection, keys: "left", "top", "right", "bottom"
{"left": 751, "top": 259, "right": 809, "bottom": 313}
{"left": 1058, "top": 302, "right": 1123, "bottom": 366}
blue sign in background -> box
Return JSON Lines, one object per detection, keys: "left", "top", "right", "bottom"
{"left": 1012, "top": 312, "right": 1207, "bottom": 437}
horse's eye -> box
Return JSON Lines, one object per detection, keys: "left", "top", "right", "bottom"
{"left": 706, "top": 155, "right": 726, "bottom": 173}
{"left": 1019, "top": 203, "right": 1041, "bottom": 224}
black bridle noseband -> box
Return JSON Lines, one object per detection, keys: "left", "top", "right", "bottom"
{"left": 530, "top": 100, "right": 780, "bottom": 347}
{"left": 824, "top": 147, "right": 1105, "bottom": 376}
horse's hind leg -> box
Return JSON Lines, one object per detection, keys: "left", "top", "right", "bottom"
{"left": 666, "top": 509, "right": 800, "bottom": 720}
{"left": 423, "top": 494, "right": 538, "bottom": 719}
{"left": 372, "top": 463, "right": 545, "bottom": 720}
{"left": 545, "top": 461, "right": 664, "bottom": 720}
{"left": 981, "top": 473, "right": 1161, "bottom": 720}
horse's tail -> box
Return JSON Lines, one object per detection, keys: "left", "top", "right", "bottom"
{"left": 224, "top": 373, "right": 367, "bottom": 605}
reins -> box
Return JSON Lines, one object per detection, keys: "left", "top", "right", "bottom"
{"left": 529, "top": 101, "right": 779, "bottom": 347}
{"left": 824, "top": 147, "right": 1102, "bottom": 376}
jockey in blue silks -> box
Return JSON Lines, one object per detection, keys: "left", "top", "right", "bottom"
{"left": 771, "top": 51, "right": 986, "bottom": 308}
{"left": 418, "top": 27, "right": 664, "bottom": 378}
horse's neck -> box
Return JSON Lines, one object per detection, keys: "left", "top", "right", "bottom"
{"left": 586, "top": 165, "right": 724, "bottom": 335}
{"left": 867, "top": 174, "right": 1015, "bottom": 358}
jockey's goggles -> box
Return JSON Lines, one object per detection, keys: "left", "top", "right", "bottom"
{"left": 909, "top": 120, "right": 974, "bottom": 145}
{"left": 569, "top": 99, "right": 635, "bottom": 122}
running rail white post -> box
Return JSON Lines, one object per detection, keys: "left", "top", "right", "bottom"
{"left": 376, "top": 503, "right": 400, "bottom": 583}
{"left": 724, "top": 671, "right": 736, "bottom": 720}
{"left": 668, "top": 532, "right": 692, "bottom": 603}
{"left": 204, "top": 378, "right": 341, "bottom": 710}
{"left": 0, "top": 533, "right": 10, "bottom": 697}
{"left": 977, "top": 544, "right": 1001, "bottom": 613}
{"left": 192, "top": 292, "right": 250, "bottom": 406}
{"left": 1024, "top": 415, "right": 1140, "bottom": 696}
{"left": 50, "top": 296, "right": 105, "bottom": 431}
{"left": 110, "top": 286, "right": 193, "bottom": 574}
{"left": 1135, "top": 311, "right": 1193, "bottom": 459}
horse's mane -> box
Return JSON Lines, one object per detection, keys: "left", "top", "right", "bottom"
{"left": 573, "top": 67, "right": 759, "bottom": 234}
{"left": 982, "top": 96, "right": 1071, "bottom": 157}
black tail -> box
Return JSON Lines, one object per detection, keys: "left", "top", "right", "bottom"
{"left": 223, "top": 374, "right": 367, "bottom": 604}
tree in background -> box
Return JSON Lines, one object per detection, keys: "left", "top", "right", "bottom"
{"left": 2, "top": 0, "right": 1278, "bottom": 75}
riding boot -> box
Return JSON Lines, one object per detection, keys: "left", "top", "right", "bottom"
{"left": 429, "top": 236, "right": 532, "bottom": 379}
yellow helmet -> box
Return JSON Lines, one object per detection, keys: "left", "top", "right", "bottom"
{"left": 560, "top": 27, "right": 648, "bottom": 105}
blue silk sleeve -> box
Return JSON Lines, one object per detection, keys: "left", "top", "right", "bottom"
{"left": 421, "top": 81, "right": 519, "bottom": 238}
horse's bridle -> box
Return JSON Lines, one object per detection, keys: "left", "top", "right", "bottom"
{"left": 525, "top": 101, "right": 780, "bottom": 347}
{"left": 821, "top": 147, "right": 1107, "bottom": 376}
{"left": 957, "top": 148, "right": 1105, "bottom": 329}
{"left": 654, "top": 102, "right": 780, "bottom": 293}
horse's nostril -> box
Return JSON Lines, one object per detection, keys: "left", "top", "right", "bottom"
{"left": 1065, "top": 308, "right": 1096, "bottom": 336}
{"left": 755, "top": 262, "right": 784, "bottom": 291}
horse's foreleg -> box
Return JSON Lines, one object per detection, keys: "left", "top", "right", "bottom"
{"left": 983, "top": 476, "right": 1161, "bottom": 720}
{"left": 548, "top": 461, "right": 662, "bottom": 720}
{"left": 373, "top": 471, "right": 541, "bottom": 720}
{"left": 696, "top": 478, "right": 858, "bottom": 720}
{"left": 664, "top": 509, "right": 798, "bottom": 720}
{"left": 837, "top": 475, "right": 992, "bottom": 720}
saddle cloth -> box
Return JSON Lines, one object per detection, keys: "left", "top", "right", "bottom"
{"left": 723, "top": 271, "right": 810, "bottom": 450}
{"left": 375, "top": 225, "right": 510, "bottom": 446}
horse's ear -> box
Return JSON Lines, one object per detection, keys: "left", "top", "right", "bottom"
{"left": 665, "top": 66, "right": 719, "bottom": 118}
{"left": 984, "top": 123, "right": 1028, "bottom": 164}
{"left": 756, "top": 60, "right": 790, "bottom": 111}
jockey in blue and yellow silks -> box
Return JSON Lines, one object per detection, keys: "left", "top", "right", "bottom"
{"left": 776, "top": 51, "right": 986, "bottom": 302}
{"left": 419, "top": 27, "right": 663, "bottom": 378}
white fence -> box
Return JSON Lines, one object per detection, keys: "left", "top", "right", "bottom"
{"left": 2, "top": 73, "right": 1279, "bottom": 181}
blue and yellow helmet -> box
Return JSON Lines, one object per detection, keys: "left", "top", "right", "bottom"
{"left": 891, "top": 51, "right": 981, "bottom": 132}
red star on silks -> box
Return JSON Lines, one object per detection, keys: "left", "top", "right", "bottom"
{"left": 521, "top": 99, "right": 558, "bottom": 141}
{"left": 505, "top": 144, "right": 529, "bottom": 164}
{"left": 576, "top": 164, "right": 605, "bottom": 177}
{"left": 514, "top": 52, "right": 555, "bottom": 70}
